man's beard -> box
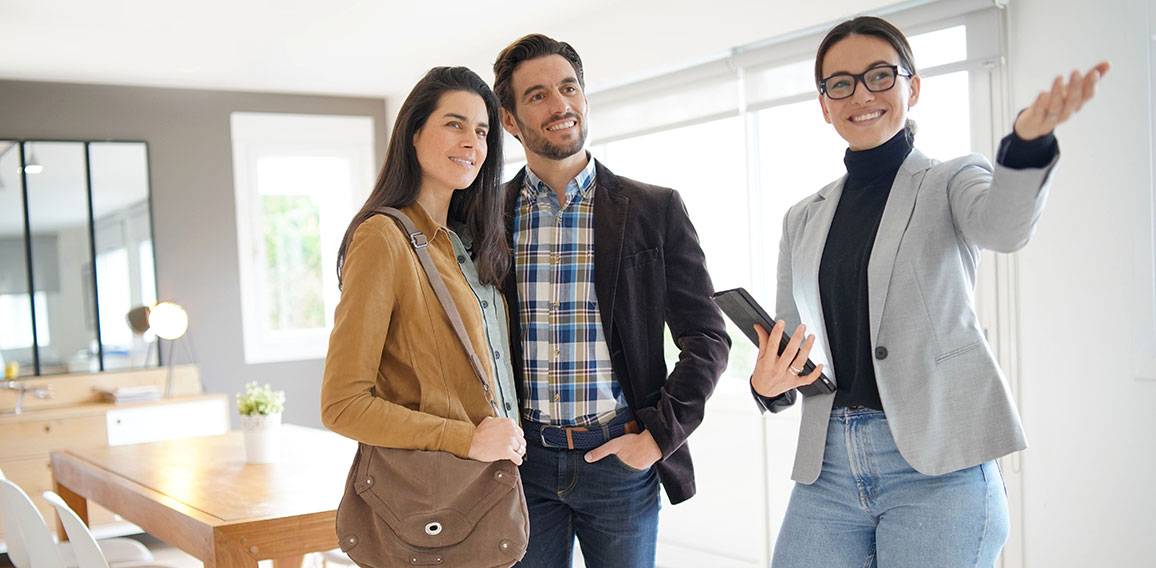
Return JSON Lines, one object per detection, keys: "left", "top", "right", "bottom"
{"left": 516, "top": 112, "right": 588, "bottom": 160}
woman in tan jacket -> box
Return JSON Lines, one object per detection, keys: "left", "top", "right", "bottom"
{"left": 321, "top": 66, "right": 524, "bottom": 467}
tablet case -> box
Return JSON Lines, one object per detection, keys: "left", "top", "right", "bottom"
{"left": 712, "top": 287, "right": 836, "bottom": 397}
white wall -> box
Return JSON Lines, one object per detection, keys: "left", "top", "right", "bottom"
{"left": 1008, "top": 0, "right": 1156, "bottom": 565}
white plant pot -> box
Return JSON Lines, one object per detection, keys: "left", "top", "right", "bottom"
{"left": 240, "top": 412, "right": 282, "bottom": 464}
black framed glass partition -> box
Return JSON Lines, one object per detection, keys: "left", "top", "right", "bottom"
{"left": 0, "top": 139, "right": 158, "bottom": 377}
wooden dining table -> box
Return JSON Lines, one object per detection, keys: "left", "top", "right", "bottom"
{"left": 50, "top": 424, "right": 358, "bottom": 568}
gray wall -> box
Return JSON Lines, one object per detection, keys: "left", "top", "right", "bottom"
{"left": 0, "top": 79, "right": 388, "bottom": 428}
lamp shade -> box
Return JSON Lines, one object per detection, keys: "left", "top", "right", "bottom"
{"left": 148, "top": 302, "right": 188, "bottom": 340}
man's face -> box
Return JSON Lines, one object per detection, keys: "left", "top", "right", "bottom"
{"left": 501, "top": 54, "right": 588, "bottom": 160}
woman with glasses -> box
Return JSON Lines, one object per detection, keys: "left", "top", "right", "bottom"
{"left": 746, "top": 16, "right": 1108, "bottom": 566}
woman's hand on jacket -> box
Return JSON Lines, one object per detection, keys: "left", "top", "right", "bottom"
{"left": 1014, "top": 61, "right": 1110, "bottom": 140}
{"left": 750, "top": 321, "right": 825, "bottom": 399}
{"left": 468, "top": 416, "right": 526, "bottom": 465}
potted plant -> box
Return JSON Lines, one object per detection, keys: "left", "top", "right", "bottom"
{"left": 236, "top": 382, "right": 285, "bottom": 464}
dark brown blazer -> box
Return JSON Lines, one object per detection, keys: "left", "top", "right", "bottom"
{"left": 502, "top": 160, "right": 730, "bottom": 504}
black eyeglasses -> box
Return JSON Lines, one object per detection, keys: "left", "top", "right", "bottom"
{"left": 819, "top": 65, "right": 913, "bottom": 100}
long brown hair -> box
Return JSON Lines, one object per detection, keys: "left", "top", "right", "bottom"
{"left": 336, "top": 66, "right": 508, "bottom": 288}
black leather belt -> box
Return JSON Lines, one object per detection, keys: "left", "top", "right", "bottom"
{"left": 524, "top": 410, "right": 641, "bottom": 450}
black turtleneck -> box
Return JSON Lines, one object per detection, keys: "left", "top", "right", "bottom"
{"left": 815, "top": 127, "right": 1057, "bottom": 411}
{"left": 819, "top": 129, "right": 913, "bottom": 410}
{"left": 754, "top": 127, "right": 1057, "bottom": 413}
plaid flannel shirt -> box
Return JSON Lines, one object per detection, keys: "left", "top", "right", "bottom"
{"left": 514, "top": 158, "right": 627, "bottom": 426}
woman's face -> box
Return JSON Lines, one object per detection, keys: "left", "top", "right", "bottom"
{"left": 413, "top": 90, "right": 490, "bottom": 196}
{"left": 818, "top": 34, "right": 920, "bottom": 151}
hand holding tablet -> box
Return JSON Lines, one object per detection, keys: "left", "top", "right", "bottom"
{"left": 712, "top": 288, "right": 835, "bottom": 398}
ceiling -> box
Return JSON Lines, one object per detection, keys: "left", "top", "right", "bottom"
{"left": 0, "top": 0, "right": 897, "bottom": 103}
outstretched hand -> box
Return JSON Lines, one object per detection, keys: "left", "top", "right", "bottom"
{"left": 1014, "top": 61, "right": 1110, "bottom": 140}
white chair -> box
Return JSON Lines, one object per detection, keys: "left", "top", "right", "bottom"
{"left": 0, "top": 468, "right": 155, "bottom": 568}
{"left": 0, "top": 475, "right": 66, "bottom": 567}
{"left": 1, "top": 476, "right": 64, "bottom": 568}
{"left": 42, "top": 491, "right": 176, "bottom": 568}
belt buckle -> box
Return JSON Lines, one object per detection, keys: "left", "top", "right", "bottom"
{"left": 538, "top": 424, "right": 565, "bottom": 449}
{"left": 539, "top": 424, "right": 593, "bottom": 450}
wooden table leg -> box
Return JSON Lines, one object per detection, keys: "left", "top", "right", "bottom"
{"left": 272, "top": 556, "right": 305, "bottom": 568}
{"left": 206, "top": 530, "right": 260, "bottom": 568}
{"left": 53, "top": 478, "right": 88, "bottom": 541}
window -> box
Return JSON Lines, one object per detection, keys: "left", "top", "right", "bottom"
{"left": 96, "top": 248, "right": 131, "bottom": 350}
{"left": 231, "top": 113, "right": 374, "bottom": 364}
{"left": 0, "top": 291, "right": 50, "bottom": 349}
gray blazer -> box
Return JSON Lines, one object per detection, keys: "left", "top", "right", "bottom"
{"left": 775, "top": 147, "right": 1057, "bottom": 484}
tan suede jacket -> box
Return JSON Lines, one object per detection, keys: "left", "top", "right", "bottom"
{"left": 320, "top": 204, "right": 495, "bottom": 458}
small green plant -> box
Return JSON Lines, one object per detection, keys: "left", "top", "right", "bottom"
{"left": 236, "top": 382, "right": 285, "bottom": 416}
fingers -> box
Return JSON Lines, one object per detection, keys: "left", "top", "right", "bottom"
{"left": 784, "top": 324, "right": 806, "bottom": 355}
{"left": 1079, "top": 61, "right": 1110, "bottom": 107}
{"left": 1043, "top": 74, "right": 1066, "bottom": 125}
{"left": 471, "top": 416, "right": 526, "bottom": 464}
{"left": 1043, "top": 61, "right": 1110, "bottom": 128}
{"left": 504, "top": 421, "right": 526, "bottom": 464}
{"left": 788, "top": 333, "right": 817, "bottom": 374}
{"left": 754, "top": 324, "right": 770, "bottom": 361}
{"left": 797, "top": 363, "right": 825, "bottom": 389}
{"left": 506, "top": 446, "right": 523, "bottom": 465}
{"left": 1059, "top": 69, "right": 1085, "bottom": 120}
{"left": 499, "top": 430, "right": 526, "bottom": 465}
{"left": 759, "top": 320, "right": 786, "bottom": 362}
{"left": 751, "top": 323, "right": 819, "bottom": 399}
{"left": 584, "top": 439, "right": 617, "bottom": 463}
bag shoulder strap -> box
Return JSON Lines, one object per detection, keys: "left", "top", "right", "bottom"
{"left": 374, "top": 207, "right": 499, "bottom": 417}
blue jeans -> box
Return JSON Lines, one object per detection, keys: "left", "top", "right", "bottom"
{"left": 773, "top": 407, "right": 1009, "bottom": 567}
{"left": 513, "top": 438, "right": 660, "bottom": 567}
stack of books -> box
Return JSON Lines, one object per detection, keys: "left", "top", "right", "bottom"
{"left": 96, "top": 385, "right": 162, "bottom": 403}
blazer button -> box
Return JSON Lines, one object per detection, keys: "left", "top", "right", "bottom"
{"left": 875, "top": 346, "right": 888, "bottom": 360}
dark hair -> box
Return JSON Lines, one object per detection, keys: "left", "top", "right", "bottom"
{"left": 815, "top": 16, "right": 919, "bottom": 139}
{"left": 814, "top": 16, "right": 917, "bottom": 89}
{"left": 336, "top": 66, "right": 508, "bottom": 288}
{"left": 493, "top": 34, "right": 585, "bottom": 113}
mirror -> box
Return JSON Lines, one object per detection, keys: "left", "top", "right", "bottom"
{"left": 0, "top": 139, "right": 158, "bottom": 377}
{"left": 0, "top": 141, "right": 34, "bottom": 377}
{"left": 90, "top": 142, "right": 158, "bottom": 370}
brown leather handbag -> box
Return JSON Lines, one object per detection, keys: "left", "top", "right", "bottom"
{"left": 335, "top": 207, "right": 529, "bottom": 567}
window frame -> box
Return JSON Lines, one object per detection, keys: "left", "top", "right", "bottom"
{"left": 230, "top": 112, "right": 374, "bottom": 364}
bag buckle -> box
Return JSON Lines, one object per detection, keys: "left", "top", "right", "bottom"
{"left": 408, "top": 231, "right": 429, "bottom": 249}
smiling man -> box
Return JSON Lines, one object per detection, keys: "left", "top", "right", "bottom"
{"left": 493, "top": 34, "right": 731, "bottom": 567}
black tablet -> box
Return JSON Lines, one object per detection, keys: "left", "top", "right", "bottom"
{"left": 712, "top": 287, "right": 836, "bottom": 397}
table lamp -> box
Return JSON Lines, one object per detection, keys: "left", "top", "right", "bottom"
{"left": 125, "top": 302, "right": 189, "bottom": 397}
